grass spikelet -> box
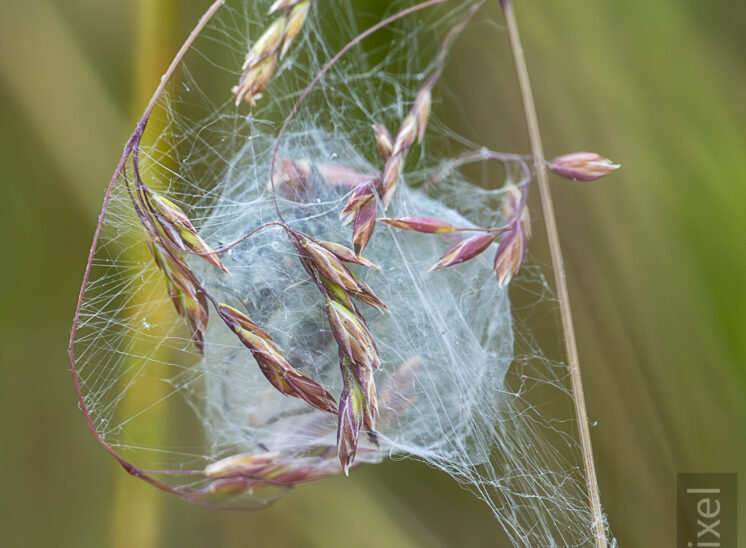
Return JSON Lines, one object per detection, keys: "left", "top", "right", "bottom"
{"left": 378, "top": 216, "right": 459, "bottom": 234}
{"left": 217, "top": 303, "right": 338, "bottom": 414}
{"left": 233, "top": 0, "right": 311, "bottom": 106}
{"left": 324, "top": 298, "right": 380, "bottom": 372}
{"left": 145, "top": 233, "right": 209, "bottom": 353}
{"left": 429, "top": 233, "right": 497, "bottom": 272}
{"left": 493, "top": 223, "right": 526, "bottom": 287}
{"left": 146, "top": 191, "right": 227, "bottom": 272}
{"left": 549, "top": 151, "right": 621, "bottom": 182}
{"left": 337, "top": 356, "right": 366, "bottom": 475}
{"left": 268, "top": 156, "right": 313, "bottom": 199}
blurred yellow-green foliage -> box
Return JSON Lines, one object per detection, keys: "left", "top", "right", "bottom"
{"left": 1, "top": 0, "right": 744, "bottom": 546}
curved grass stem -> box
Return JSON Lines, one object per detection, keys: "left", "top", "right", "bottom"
{"left": 501, "top": 1, "right": 609, "bottom": 546}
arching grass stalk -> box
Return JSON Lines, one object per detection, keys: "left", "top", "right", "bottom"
{"left": 500, "top": 1, "right": 609, "bottom": 545}
{"left": 68, "top": 0, "right": 231, "bottom": 509}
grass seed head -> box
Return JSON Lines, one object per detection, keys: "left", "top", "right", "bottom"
{"left": 148, "top": 191, "right": 227, "bottom": 272}
{"left": 378, "top": 216, "right": 459, "bottom": 234}
{"left": 351, "top": 196, "right": 378, "bottom": 256}
{"left": 207, "top": 477, "right": 255, "bottom": 495}
{"left": 322, "top": 277, "right": 358, "bottom": 311}
{"left": 242, "top": 16, "right": 286, "bottom": 71}
{"left": 235, "top": 1, "right": 311, "bottom": 107}
{"left": 340, "top": 180, "right": 376, "bottom": 222}
{"left": 268, "top": 156, "right": 312, "bottom": 199}
{"left": 297, "top": 234, "right": 385, "bottom": 310}
{"left": 316, "top": 163, "right": 377, "bottom": 190}
{"left": 325, "top": 299, "right": 380, "bottom": 370}
{"left": 548, "top": 151, "right": 621, "bottom": 182}
{"left": 315, "top": 238, "right": 378, "bottom": 269}
{"left": 204, "top": 450, "right": 348, "bottom": 494}
{"left": 215, "top": 302, "right": 273, "bottom": 341}
{"left": 381, "top": 154, "right": 403, "bottom": 209}
{"left": 281, "top": 1, "right": 310, "bottom": 59}
{"left": 429, "top": 233, "right": 497, "bottom": 272}
{"left": 299, "top": 237, "right": 363, "bottom": 294}
{"left": 348, "top": 272, "right": 388, "bottom": 312}
{"left": 373, "top": 124, "right": 394, "bottom": 163}
{"left": 350, "top": 357, "right": 378, "bottom": 432}
{"left": 392, "top": 112, "right": 417, "bottom": 158}
{"left": 337, "top": 357, "right": 366, "bottom": 475}
{"left": 205, "top": 451, "right": 280, "bottom": 478}
{"left": 217, "top": 303, "right": 338, "bottom": 414}
{"left": 179, "top": 291, "right": 209, "bottom": 353}
{"left": 493, "top": 222, "right": 526, "bottom": 287}
{"left": 413, "top": 86, "right": 432, "bottom": 143}
{"left": 233, "top": 54, "right": 278, "bottom": 106}
{"left": 503, "top": 183, "right": 531, "bottom": 238}
{"left": 147, "top": 235, "right": 209, "bottom": 353}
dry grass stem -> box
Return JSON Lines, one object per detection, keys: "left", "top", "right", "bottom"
{"left": 502, "top": 1, "right": 609, "bottom": 544}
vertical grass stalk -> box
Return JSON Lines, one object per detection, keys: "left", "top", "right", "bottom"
{"left": 109, "top": 1, "right": 178, "bottom": 547}
{"left": 500, "top": 1, "right": 609, "bottom": 545}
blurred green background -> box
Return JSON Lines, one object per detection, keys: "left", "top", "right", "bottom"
{"left": 1, "top": 0, "right": 744, "bottom": 546}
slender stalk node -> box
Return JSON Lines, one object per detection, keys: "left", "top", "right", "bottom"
{"left": 501, "top": 1, "right": 609, "bottom": 546}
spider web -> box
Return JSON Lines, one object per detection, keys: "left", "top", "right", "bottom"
{"left": 72, "top": 1, "right": 613, "bottom": 545}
